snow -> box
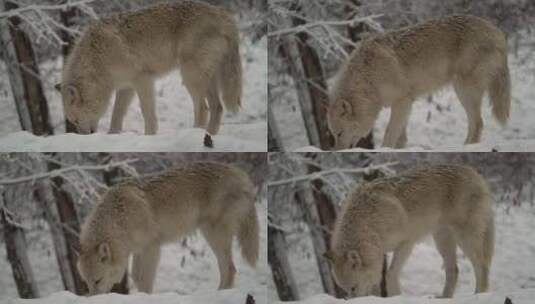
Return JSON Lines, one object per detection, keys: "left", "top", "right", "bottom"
{"left": 273, "top": 289, "right": 535, "bottom": 304}
{"left": 0, "top": 289, "right": 249, "bottom": 304}
{"left": 268, "top": 204, "right": 535, "bottom": 302}
{"left": 0, "top": 37, "right": 267, "bottom": 152}
{"left": 0, "top": 200, "right": 269, "bottom": 304}
{"left": 272, "top": 37, "right": 535, "bottom": 152}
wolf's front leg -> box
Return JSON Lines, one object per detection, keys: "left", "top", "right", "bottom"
{"left": 383, "top": 102, "right": 412, "bottom": 148}
{"left": 109, "top": 89, "right": 135, "bottom": 134}
{"left": 386, "top": 241, "right": 415, "bottom": 296}
{"left": 134, "top": 79, "right": 158, "bottom": 135}
{"left": 132, "top": 243, "right": 161, "bottom": 293}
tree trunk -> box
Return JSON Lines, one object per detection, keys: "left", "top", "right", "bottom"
{"left": 294, "top": 180, "right": 337, "bottom": 296}
{"left": 292, "top": 9, "right": 333, "bottom": 150}
{"left": 59, "top": 1, "right": 79, "bottom": 133}
{"left": 304, "top": 153, "right": 345, "bottom": 297}
{"left": 0, "top": 0, "right": 52, "bottom": 135}
{"left": 1, "top": 191, "right": 39, "bottom": 298}
{"left": 267, "top": 216, "right": 299, "bottom": 301}
{"left": 268, "top": 95, "right": 284, "bottom": 152}
{"left": 33, "top": 181, "right": 75, "bottom": 292}
{"left": 48, "top": 159, "right": 88, "bottom": 295}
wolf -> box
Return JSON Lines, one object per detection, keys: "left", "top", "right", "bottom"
{"left": 77, "top": 162, "right": 259, "bottom": 295}
{"left": 55, "top": 1, "right": 242, "bottom": 138}
{"left": 324, "top": 164, "right": 494, "bottom": 298}
{"left": 327, "top": 15, "right": 510, "bottom": 149}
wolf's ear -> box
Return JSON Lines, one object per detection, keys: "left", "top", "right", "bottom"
{"left": 54, "top": 83, "right": 62, "bottom": 92}
{"left": 346, "top": 250, "right": 361, "bottom": 269}
{"left": 64, "top": 84, "right": 80, "bottom": 105}
{"left": 340, "top": 99, "right": 354, "bottom": 117}
{"left": 97, "top": 242, "right": 111, "bottom": 263}
{"left": 323, "top": 250, "right": 335, "bottom": 263}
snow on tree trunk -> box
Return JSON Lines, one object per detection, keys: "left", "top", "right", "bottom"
{"left": 48, "top": 159, "right": 88, "bottom": 295}
{"left": 0, "top": 0, "right": 52, "bottom": 135}
{"left": 268, "top": 215, "right": 299, "bottom": 301}
{"left": 0, "top": 191, "right": 39, "bottom": 298}
{"left": 294, "top": 169, "right": 337, "bottom": 296}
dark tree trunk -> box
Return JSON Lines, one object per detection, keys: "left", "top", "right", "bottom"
{"left": 268, "top": 216, "right": 299, "bottom": 301}
{"left": 59, "top": 1, "right": 79, "bottom": 133}
{"left": 268, "top": 96, "right": 283, "bottom": 152}
{"left": 304, "top": 153, "right": 345, "bottom": 298}
{"left": 1, "top": 192, "right": 39, "bottom": 298}
{"left": 291, "top": 6, "right": 333, "bottom": 150}
{"left": 48, "top": 160, "right": 88, "bottom": 295}
{"left": 0, "top": 0, "right": 52, "bottom": 135}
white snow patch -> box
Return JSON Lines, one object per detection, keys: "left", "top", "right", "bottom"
{"left": 273, "top": 289, "right": 535, "bottom": 304}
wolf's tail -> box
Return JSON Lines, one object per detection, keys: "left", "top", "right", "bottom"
{"left": 237, "top": 202, "right": 259, "bottom": 267}
{"left": 218, "top": 34, "right": 242, "bottom": 114}
{"left": 489, "top": 53, "right": 511, "bottom": 126}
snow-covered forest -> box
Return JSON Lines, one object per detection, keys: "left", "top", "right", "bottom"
{"left": 268, "top": 152, "right": 535, "bottom": 303}
{"left": 268, "top": 0, "right": 535, "bottom": 152}
{"left": 0, "top": 0, "right": 267, "bottom": 151}
{"left": 0, "top": 152, "right": 268, "bottom": 304}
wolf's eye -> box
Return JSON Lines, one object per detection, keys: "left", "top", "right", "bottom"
{"left": 95, "top": 278, "right": 102, "bottom": 286}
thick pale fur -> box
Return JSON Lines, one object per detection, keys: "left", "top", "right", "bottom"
{"left": 327, "top": 15, "right": 511, "bottom": 149}
{"left": 58, "top": 1, "right": 242, "bottom": 135}
{"left": 326, "top": 165, "right": 494, "bottom": 298}
{"left": 77, "top": 162, "right": 258, "bottom": 295}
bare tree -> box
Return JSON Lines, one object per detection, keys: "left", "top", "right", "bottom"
{"left": 0, "top": 0, "right": 52, "bottom": 135}
{"left": 1, "top": 190, "right": 39, "bottom": 298}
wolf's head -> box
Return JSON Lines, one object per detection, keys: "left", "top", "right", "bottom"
{"left": 77, "top": 241, "right": 128, "bottom": 295}
{"left": 55, "top": 81, "right": 110, "bottom": 134}
{"left": 324, "top": 246, "right": 383, "bottom": 298}
{"left": 327, "top": 97, "right": 375, "bottom": 150}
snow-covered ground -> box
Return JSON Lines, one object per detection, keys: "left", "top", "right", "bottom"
{"left": 268, "top": 203, "right": 535, "bottom": 302}
{"left": 0, "top": 200, "right": 268, "bottom": 304}
{"left": 0, "top": 289, "right": 250, "bottom": 304}
{"left": 272, "top": 37, "right": 535, "bottom": 152}
{"left": 0, "top": 37, "right": 267, "bottom": 152}
{"left": 274, "top": 289, "right": 535, "bottom": 304}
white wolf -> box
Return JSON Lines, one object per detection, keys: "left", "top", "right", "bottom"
{"left": 77, "top": 162, "right": 258, "bottom": 295}
{"left": 327, "top": 15, "right": 510, "bottom": 149}
{"left": 56, "top": 1, "right": 242, "bottom": 140}
{"left": 325, "top": 164, "right": 494, "bottom": 298}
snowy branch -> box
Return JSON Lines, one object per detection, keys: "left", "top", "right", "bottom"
{"left": 0, "top": 159, "right": 138, "bottom": 186}
{"left": 268, "top": 162, "right": 397, "bottom": 188}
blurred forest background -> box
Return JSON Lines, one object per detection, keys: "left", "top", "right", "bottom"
{"left": 268, "top": 152, "right": 535, "bottom": 301}
{"left": 268, "top": 0, "right": 535, "bottom": 151}
{"left": 0, "top": 152, "right": 268, "bottom": 300}
{"left": 0, "top": 0, "right": 267, "bottom": 136}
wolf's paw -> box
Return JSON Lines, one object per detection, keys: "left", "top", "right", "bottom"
{"left": 204, "top": 134, "right": 214, "bottom": 148}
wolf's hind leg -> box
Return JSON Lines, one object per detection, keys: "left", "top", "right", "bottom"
{"left": 134, "top": 78, "right": 158, "bottom": 135}
{"left": 206, "top": 80, "right": 223, "bottom": 135}
{"left": 433, "top": 226, "right": 458, "bottom": 298}
{"left": 201, "top": 224, "right": 236, "bottom": 289}
{"left": 109, "top": 88, "right": 135, "bottom": 134}
{"left": 454, "top": 78, "right": 484, "bottom": 144}
{"left": 181, "top": 64, "right": 209, "bottom": 129}
{"left": 132, "top": 243, "right": 161, "bottom": 293}
{"left": 386, "top": 241, "right": 414, "bottom": 296}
